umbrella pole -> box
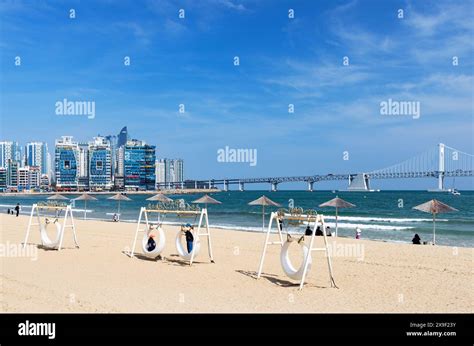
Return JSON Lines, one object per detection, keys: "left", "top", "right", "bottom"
{"left": 262, "top": 205, "right": 265, "bottom": 231}
{"left": 84, "top": 200, "right": 87, "bottom": 220}
{"left": 335, "top": 207, "right": 338, "bottom": 237}
{"left": 433, "top": 214, "right": 436, "bottom": 245}
{"left": 118, "top": 200, "right": 121, "bottom": 221}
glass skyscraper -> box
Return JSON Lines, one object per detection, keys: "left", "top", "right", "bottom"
{"left": 88, "top": 137, "right": 112, "bottom": 190}
{"left": 55, "top": 136, "right": 79, "bottom": 190}
{"left": 25, "top": 141, "right": 49, "bottom": 175}
{"left": 124, "top": 139, "right": 156, "bottom": 190}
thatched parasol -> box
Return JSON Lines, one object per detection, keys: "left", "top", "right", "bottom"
{"left": 248, "top": 195, "right": 281, "bottom": 231}
{"left": 319, "top": 196, "right": 356, "bottom": 237}
{"left": 413, "top": 199, "right": 458, "bottom": 245}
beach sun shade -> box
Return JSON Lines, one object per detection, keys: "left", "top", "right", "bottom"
{"left": 248, "top": 195, "right": 281, "bottom": 231}
{"left": 74, "top": 193, "right": 98, "bottom": 220}
{"left": 319, "top": 196, "right": 356, "bottom": 237}
{"left": 146, "top": 193, "right": 173, "bottom": 203}
{"left": 47, "top": 193, "right": 69, "bottom": 200}
{"left": 107, "top": 193, "right": 132, "bottom": 219}
{"left": 412, "top": 199, "right": 458, "bottom": 245}
{"left": 192, "top": 194, "right": 222, "bottom": 205}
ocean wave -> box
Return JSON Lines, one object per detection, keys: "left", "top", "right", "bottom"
{"left": 325, "top": 215, "right": 447, "bottom": 223}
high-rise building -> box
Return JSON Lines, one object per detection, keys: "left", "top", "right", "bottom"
{"left": 88, "top": 137, "right": 112, "bottom": 190}
{"left": 77, "top": 143, "right": 89, "bottom": 190}
{"left": 55, "top": 136, "right": 79, "bottom": 191}
{"left": 164, "top": 159, "right": 184, "bottom": 183}
{"left": 124, "top": 139, "right": 156, "bottom": 190}
{"left": 18, "top": 167, "right": 29, "bottom": 190}
{"left": 155, "top": 160, "right": 165, "bottom": 187}
{"left": 0, "top": 141, "right": 19, "bottom": 168}
{"left": 6, "top": 159, "right": 19, "bottom": 189}
{"left": 25, "top": 142, "right": 49, "bottom": 175}
{"left": 117, "top": 126, "right": 129, "bottom": 148}
{"left": 0, "top": 167, "right": 6, "bottom": 191}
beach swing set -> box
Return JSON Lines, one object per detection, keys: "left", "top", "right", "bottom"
{"left": 128, "top": 203, "right": 215, "bottom": 265}
{"left": 22, "top": 203, "right": 79, "bottom": 251}
{"left": 257, "top": 210, "right": 337, "bottom": 290}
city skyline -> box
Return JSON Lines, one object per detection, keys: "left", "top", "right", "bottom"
{"left": 0, "top": 0, "right": 473, "bottom": 190}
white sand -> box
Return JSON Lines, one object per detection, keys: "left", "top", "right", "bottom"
{"left": 0, "top": 214, "right": 472, "bottom": 312}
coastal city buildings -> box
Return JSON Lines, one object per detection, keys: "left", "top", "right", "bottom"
{"left": 25, "top": 141, "right": 49, "bottom": 175}
{"left": 88, "top": 137, "right": 112, "bottom": 191}
{"left": 0, "top": 126, "right": 182, "bottom": 192}
{"left": 124, "top": 139, "right": 156, "bottom": 191}
{"left": 155, "top": 158, "right": 185, "bottom": 188}
{"left": 55, "top": 136, "right": 79, "bottom": 191}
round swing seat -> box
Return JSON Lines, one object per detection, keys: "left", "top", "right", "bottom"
{"left": 175, "top": 231, "right": 201, "bottom": 261}
{"left": 280, "top": 237, "right": 312, "bottom": 281}
{"left": 40, "top": 220, "right": 62, "bottom": 249}
{"left": 141, "top": 226, "right": 166, "bottom": 258}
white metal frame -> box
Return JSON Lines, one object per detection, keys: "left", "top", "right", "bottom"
{"left": 22, "top": 203, "right": 79, "bottom": 251}
{"left": 257, "top": 211, "right": 337, "bottom": 290}
{"left": 129, "top": 207, "right": 214, "bottom": 265}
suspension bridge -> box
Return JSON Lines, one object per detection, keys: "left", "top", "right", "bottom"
{"left": 157, "top": 143, "right": 474, "bottom": 191}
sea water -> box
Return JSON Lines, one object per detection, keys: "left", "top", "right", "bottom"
{"left": 1, "top": 190, "right": 472, "bottom": 247}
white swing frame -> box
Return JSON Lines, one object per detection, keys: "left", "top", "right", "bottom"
{"left": 128, "top": 207, "right": 214, "bottom": 265}
{"left": 22, "top": 203, "right": 79, "bottom": 251}
{"left": 257, "top": 211, "right": 337, "bottom": 290}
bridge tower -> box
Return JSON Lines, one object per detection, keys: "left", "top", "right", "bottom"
{"left": 271, "top": 182, "right": 278, "bottom": 192}
{"left": 238, "top": 181, "right": 244, "bottom": 191}
{"left": 348, "top": 173, "right": 371, "bottom": 191}
{"left": 307, "top": 181, "right": 314, "bottom": 192}
{"left": 438, "top": 143, "right": 445, "bottom": 191}
{"left": 224, "top": 180, "right": 229, "bottom": 192}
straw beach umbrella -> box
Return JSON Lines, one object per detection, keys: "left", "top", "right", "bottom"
{"left": 146, "top": 193, "right": 173, "bottom": 203}
{"left": 47, "top": 193, "right": 69, "bottom": 200}
{"left": 319, "top": 196, "right": 355, "bottom": 237}
{"left": 412, "top": 199, "right": 458, "bottom": 245}
{"left": 248, "top": 195, "right": 281, "bottom": 231}
{"left": 74, "top": 193, "right": 97, "bottom": 220}
{"left": 107, "top": 193, "right": 131, "bottom": 220}
{"left": 147, "top": 193, "right": 173, "bottom": 223}
{"left": 192, "top": 194, "right": 222, "bottom": 209}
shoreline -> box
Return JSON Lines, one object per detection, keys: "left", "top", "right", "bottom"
{"left": 0, "top": 188, "right": 221, "bottom": 196}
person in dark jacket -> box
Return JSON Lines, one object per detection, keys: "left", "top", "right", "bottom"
{"left": 315, "top": 226, "right": 324, "bottom": 236}
{"left": 412, "top": 234, "right": 421, "bottom": 245}
{"left": 14, "top": 203, "right": 20, "bottom": 217}
{"left": 184, "top": 223, "right": 194, "bottom": 253}
{"left": 305, "top": 225, "right": 312, "bottom": 236}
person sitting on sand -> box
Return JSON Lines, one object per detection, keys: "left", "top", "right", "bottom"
{"left": 412, "top": 234, "right": 421, "bottom": 245}
{"left": 112, "top": 213, "right": 119, "bottom": 222}
{"left": 305, "top": 225, "right": 313, "bottom": 236}
{"left": 326, "top": 226, "right": 332, "bottom": 236}
{"left": 315, "top": 226, "right": 324, "bottom": 236}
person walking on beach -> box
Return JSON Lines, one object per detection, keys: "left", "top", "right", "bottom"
{"left": 14, "top": 203, "right": 20, "bottom": 217}
{"left": 412, "top": 234, "right": 421, "bottom": 245}
{"left": 355, "top": 227, "right": 361, "bottom": 239}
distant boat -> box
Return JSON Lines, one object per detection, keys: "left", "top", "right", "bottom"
{"left": 451, "top": 189, "right": 461, "bottom": 196}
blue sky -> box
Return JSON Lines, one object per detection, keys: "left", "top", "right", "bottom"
{"left": 0, "top": 0, "right": 473, "bottom": 189}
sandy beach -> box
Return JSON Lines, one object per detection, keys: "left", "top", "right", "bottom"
{"left": 0, "top": 213, "right": 472, "bottom": 313}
